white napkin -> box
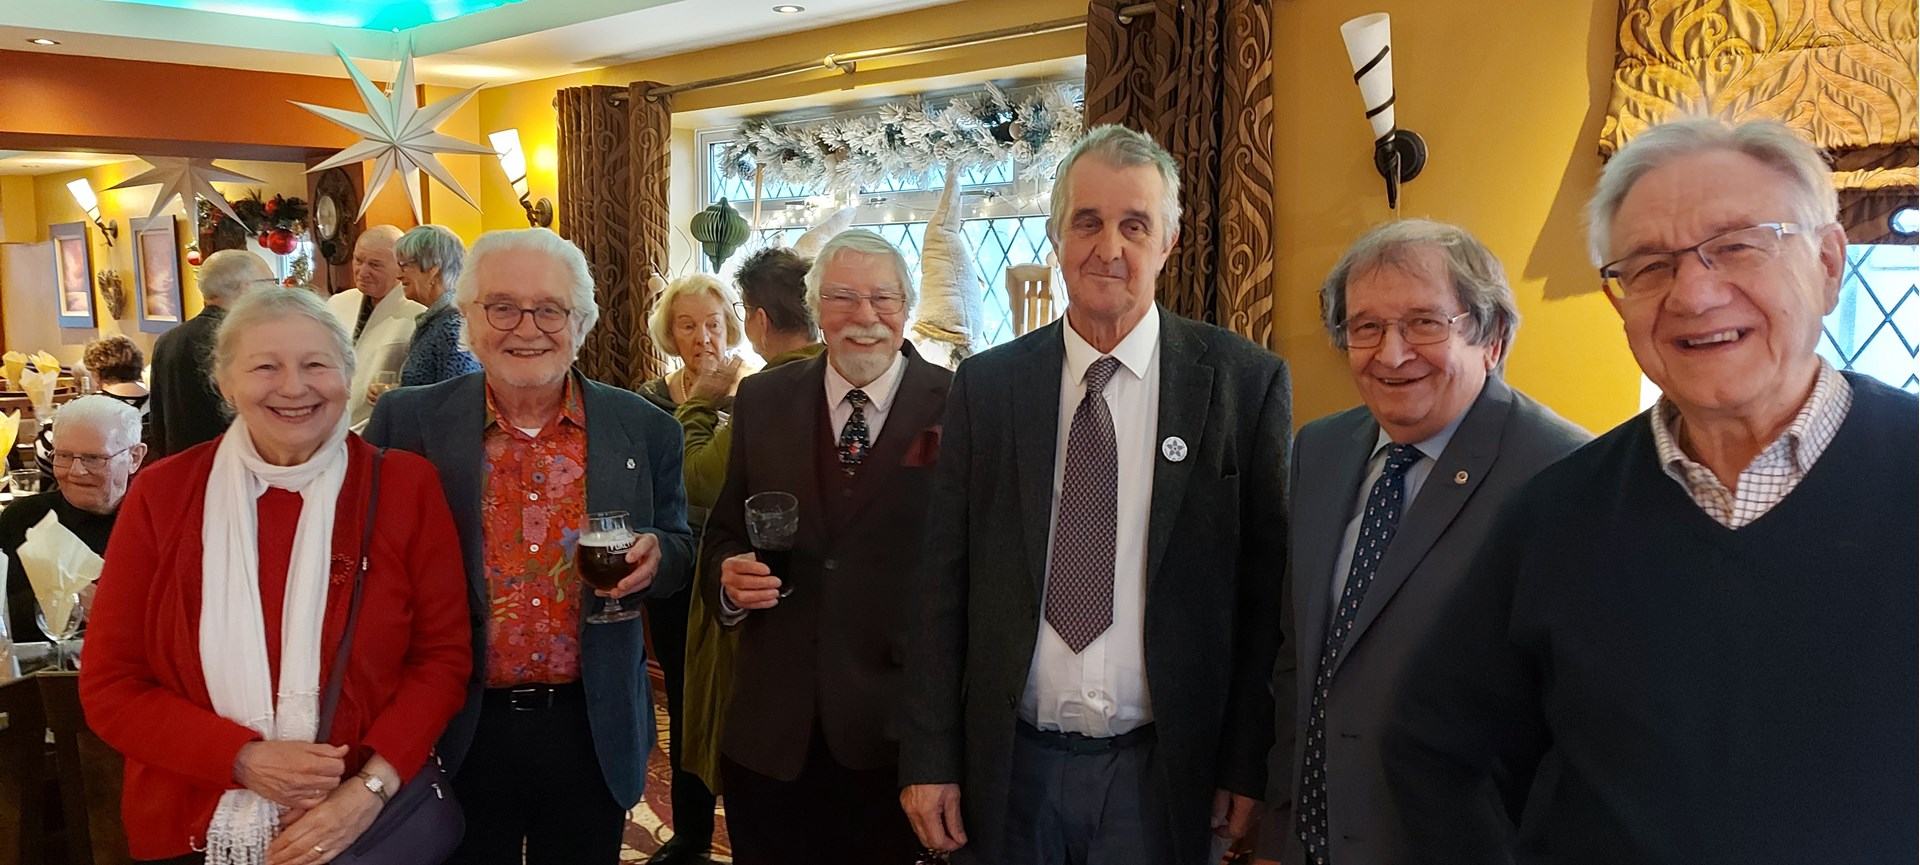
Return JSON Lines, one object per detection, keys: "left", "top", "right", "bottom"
{"left": 20, "top": 510, "right": 102, "bottom": 637}
{"left": 20, "top": 366, "right": 59, "bottom": 419}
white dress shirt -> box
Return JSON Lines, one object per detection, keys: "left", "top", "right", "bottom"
{"left": 1327, "top": 409, "right": 1467, "bottom": 606}
{"left": 1021, "top": 307, "right": 1161, "bottom": 737}
{"left": 824, "top": 350, "right": 909, "bottom": 443}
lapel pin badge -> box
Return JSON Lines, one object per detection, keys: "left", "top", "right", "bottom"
{"left": 627, "top": 458, "right": 637, "bottom": 470}
{"left": 1161, "top": 436, "right": 1188, "bottom": 463}
{"left": 1454, "top": 470, "right": 1469, "bottom": 485}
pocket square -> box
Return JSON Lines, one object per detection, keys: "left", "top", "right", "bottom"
{"left": 903, "top": 424, "right": 942, "bottom": 468}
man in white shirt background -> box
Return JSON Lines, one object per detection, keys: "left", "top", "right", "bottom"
{"left": 327, "top": 224, "right": 424, "bottom": 427}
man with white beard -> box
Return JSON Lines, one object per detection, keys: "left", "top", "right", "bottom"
{"left": 701, "top": 229, "right": 953, "bottom": 864}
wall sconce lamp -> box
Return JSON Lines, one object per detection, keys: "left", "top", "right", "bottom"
{"left": 66, "top": 178, "right": 118, "bottom": 246}
{"left": 1340, "top": 13, "right": 1426, "bottom": 211}
{"left": 489, "top": 129, "right": 553, "bottom": 227}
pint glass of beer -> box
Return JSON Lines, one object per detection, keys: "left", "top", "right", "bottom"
{"left": 578, "top": 511, "right": 643, "bottom": 624}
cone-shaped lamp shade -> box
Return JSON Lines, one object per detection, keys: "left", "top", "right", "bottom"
{"left": 1340, "top": 13, "right": 1396, "bottom": 142}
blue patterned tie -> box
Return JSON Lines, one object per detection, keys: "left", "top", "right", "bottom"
{"left": 1044, "top": 356, "right": 1122, "bottom": 653}
{"left": 837, "top": 388, "right": 871, "bottom": 475}
{"left": 1296, "top": 443, "right": 1424, "bottom": 864}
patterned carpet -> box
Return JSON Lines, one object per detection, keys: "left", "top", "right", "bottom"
{"left": 621, "top": 701, "right": 734, "bottom": 862}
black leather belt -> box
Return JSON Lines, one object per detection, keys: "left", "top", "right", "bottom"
{"left": 1017, "top": 720, "right": 1156, "bottom": 755}
{"left": 483, "top": 681, "right": 584, "bottom": 711}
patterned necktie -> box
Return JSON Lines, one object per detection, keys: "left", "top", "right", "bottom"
{"left": 837, "top": 388, "right": 871, "bottom": 475}
{"left": 1044, "top": 356, "right": 1122, "bottom": 653}
{"left": 1296, "top": 443, "right": 1424, "bottom": 864}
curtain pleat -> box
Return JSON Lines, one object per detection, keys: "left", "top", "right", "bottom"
{"left": 1084, "top": 0, "right": 1275, "bottom": 345}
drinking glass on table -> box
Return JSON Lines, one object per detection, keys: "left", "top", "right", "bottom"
{"left": 577, "top": 510, "right": 644, "bottom": 624}
{"left": 35, "top": 590, "right": 85, "bottom": 670}
{"left": 745, "top": 491, "right": 799, "bottom": 599}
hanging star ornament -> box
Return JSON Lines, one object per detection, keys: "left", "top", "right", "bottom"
{"left": 105, "top": 157, "right": 263, "bottom": 237}
{"left": 291, "top": 46, "right": 496, "bottom": 222}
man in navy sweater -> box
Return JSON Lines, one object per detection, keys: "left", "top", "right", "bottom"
{"left": 1380, "top": 117, "right": 1917, "bottom": 864}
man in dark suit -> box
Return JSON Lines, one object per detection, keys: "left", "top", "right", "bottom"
{"left": 147, "top": 249, "right": 272, "bottom": 458}
{"left": 1253, "top": 220, "right": 1588, "bottom": 865}
{"left": 900, "top": 125, "right": 1292, "bottom": 865}
{"left": 703, "top": 229, "right": 949, "bottom": 865}
{"left": 366, "top": 227, "right": 693, "bottom": 865}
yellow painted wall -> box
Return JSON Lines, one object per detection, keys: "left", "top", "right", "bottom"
{"left": 1273, "top": 0, "right": 1640, "bottom": 433}
{"left": 423, "top": 84, "right": 488, "bottom": 243}
{"left": 15, "top": 159, "right": 307, "bottom": 359}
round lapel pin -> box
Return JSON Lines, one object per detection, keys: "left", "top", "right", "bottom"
{"left": 627, "top": 458, "right": 637, "bottom": 470}
{"left": 1161, "top": 436, "right": 1188, "bottom": 463}
{"left": 1454, "top": 470, "right": 1469, "bottom": 485}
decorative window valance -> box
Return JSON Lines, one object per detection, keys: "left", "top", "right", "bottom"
{"left": 1599, "top": 0, "right": 1918, "bottom": 241}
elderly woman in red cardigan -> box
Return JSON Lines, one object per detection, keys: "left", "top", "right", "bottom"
{"left": 80, "top": 286, "right": 472, "bottom": 865}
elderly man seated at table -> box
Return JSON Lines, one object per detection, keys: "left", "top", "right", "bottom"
{"left": 1381, "top": 117, "right": 1918, "bottom": 863}
{"left": 2, "top": 395, "right": 145, "bottom": 643}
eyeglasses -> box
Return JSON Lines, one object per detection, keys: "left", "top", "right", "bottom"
{"left": 395, "top": 257, "right": 416, "bottom": 269}
{"left": 732, "top": 301, "right": 748, "bottom": 319}
{"left": 1600, "top": 223, "right": 1806, "bottom": 301}
{"left": 1339, "top": 311, "right": 1472, "bottom": 349}
{"left": 478, "top": 301, "right": 573, "bottom": 334}
{"left": 821, "top": 290, "right": 906, "bottom": 316}
{"left": 51, "top": 445, "right": 134, "bottom": 471}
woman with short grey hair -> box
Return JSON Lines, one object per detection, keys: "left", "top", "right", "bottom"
{"left": 393, "top": 224, "right": 481, "bottom": 388}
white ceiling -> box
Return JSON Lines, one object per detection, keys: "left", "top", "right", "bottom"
{"left": 2, "top": 0, "right": 965, "bottom": 87}
{"left": 0, "top": 151, "right": 140, "bottom": 177}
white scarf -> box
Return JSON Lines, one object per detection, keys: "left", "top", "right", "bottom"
{"left": 199, "top": 415, "right": 350, "bottom": 865}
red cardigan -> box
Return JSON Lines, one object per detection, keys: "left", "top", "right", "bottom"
{"left": 79, "top": 435, "right": 472, "bottom": 860}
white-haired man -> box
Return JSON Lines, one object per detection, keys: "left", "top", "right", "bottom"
{"left": 1380, "top": 118, "right": 1917, "bottom": 863}
{"left": 703, "top": 228, "right": 949, "bottom": 864}
{"left": 148, "top": 249, "right": 274, "bottom": 457}
{"left": 366, "top": 227, "right": 693, "bottom": 865}
{"left": 901, "top": 125, "right": 1293, "bottom": 865}
{"left": 330, "top": 224, "right": 424, "bottom": 427}
{"left": 2, "top": 395, "right": 145, "bottom": 642}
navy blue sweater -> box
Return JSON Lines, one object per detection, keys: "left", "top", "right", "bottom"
{"left": 1384, "top": 372, "right": 1918, "bottom": 864}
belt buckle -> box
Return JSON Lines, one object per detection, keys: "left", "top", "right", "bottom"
{"left": 509, "top": 685, "right": 552, "bottom": 711}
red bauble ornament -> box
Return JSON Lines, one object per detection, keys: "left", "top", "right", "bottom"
{"left": 266, "top": 228, "right": 298, "bottom": 255}
{"left": 186, "top": 249, "right": 203, "bottom": 266}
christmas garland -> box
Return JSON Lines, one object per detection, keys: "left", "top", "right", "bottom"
{"left": 199, "top": 192, "right": 311, "bottom": 255}
{"left": 718, "top": 82, "right": 1083, "bottom": 193}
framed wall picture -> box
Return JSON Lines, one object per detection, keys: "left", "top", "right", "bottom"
{"left": 49, "top": 222, "right": 95, "bottom": 329}
{"left": 132, "top": 215, "right": 183, "bottom": 334}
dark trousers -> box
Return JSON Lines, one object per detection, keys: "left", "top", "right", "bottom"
{"left": 719, "top": 732, "right": 919, "bottom": 865}
{"left": 446, "top": 685, "right": 628, "bottom": 865}
{"left": 646, "top": 582, "right": 717, "bottom": 848}
{"left": 988, "top": 723, "right": 1176, "bottom": 865}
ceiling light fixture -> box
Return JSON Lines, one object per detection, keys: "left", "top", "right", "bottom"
{"left": 28, "top": 38, "right": 60, "bottom": 46}
{"left": 772, "top": 5, "right": 805, "bottom": 13}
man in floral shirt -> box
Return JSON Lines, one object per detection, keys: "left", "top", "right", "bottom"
{"left": 368, "top": 227, "right": 692, "bottom": 865}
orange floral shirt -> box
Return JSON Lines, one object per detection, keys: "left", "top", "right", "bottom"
{"left": 479, "top": 378, "right": 589, "bottom": 687}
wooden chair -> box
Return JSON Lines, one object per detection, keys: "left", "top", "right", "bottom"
{"left": 1004, "top": 263, "right": 1058, "bottom": 337}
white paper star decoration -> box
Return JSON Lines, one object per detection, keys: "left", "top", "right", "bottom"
{"left": 105, "top": 157, "right": 263, "bottom": 237}
{"left": 291, "top": 46, "right": 496, "bottom": 222}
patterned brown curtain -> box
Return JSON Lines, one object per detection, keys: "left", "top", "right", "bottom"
{"left": 1085, "top": 0, "right": 1275, "bottom": 345}
{"left": 557, "top": 82, "right": 674, "bottom": 389}
{"left": 1600, "top": 0, "right": 1918, "bottom": 242}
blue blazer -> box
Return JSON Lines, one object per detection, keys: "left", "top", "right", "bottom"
{"left": 365, "top": 370, "right": 693, "bottom": 808}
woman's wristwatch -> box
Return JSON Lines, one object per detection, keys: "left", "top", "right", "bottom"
{"left": 356, "top": 771, "right": 390, "bottom": 805}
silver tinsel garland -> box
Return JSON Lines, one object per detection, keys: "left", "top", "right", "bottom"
{"left": 718, "top": 82, "right": 1084, "bottom": 192}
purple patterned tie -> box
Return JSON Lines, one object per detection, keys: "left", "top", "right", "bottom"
{"left": 1044, "top": 356, "right": 1122, "bottom": 653}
